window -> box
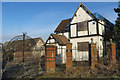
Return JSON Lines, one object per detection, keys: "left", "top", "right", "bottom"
{"left": 77, "top": 42, "right": 89, "bottom": 51}
{"left": 93, "top": 22, "right": 95, "bottom": 24}
{"left": 78, "top": 21, "right": 87, "bottom": 31}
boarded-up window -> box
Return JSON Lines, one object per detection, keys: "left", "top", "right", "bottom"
{"left": 78, "top": 21, "right": 87, "bottom": 31}
{"left": 77, "top": 42, "right": 89, "bottom": 51}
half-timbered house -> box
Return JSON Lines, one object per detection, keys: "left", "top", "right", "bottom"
{"left": 45, "top": 3, "right": 114, "bottom": 64}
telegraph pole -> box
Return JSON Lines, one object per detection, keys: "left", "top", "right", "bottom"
{"left": 22, "top": 33, "right": 26, "bottom": 74}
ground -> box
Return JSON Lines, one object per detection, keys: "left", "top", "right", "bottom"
{"left": 2, "top": 56, "right": 120, "bottom": 79}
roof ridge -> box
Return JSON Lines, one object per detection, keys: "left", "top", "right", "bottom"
{"left": 62, "top": 18, "right": 71, "bottom": 21}
{"left": 93, "top": 12, "right": 114, "bottom": 26}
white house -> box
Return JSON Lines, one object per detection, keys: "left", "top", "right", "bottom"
{"left": 45, "top": 3, "right": 114, "bottom": 64}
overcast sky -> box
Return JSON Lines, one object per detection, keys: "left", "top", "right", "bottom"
{"left": 2, "top": 2, "right": 118, "bottom": 43}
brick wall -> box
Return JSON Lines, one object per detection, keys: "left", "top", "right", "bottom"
{"left": 66, "top": 43, "right": 72, "bottom": 68}
{"left": 45, "top": 45, "right": 56, "bottom": 73}
{"left": 91, "top": 43, "right": 97, "bottom": 68}
{"left": 111, "top": 43, "right": 116, "bottom": 64}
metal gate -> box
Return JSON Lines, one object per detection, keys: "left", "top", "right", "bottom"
{"left": 2, "top": 33, "right": 45, "bottom": 79}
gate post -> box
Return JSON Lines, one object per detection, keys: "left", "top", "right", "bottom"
{"left": 111, "top": 42, "right": 117, "bottom": 64}
{"left": 66, "top": 43, "right": 72, "bottom": 69}
{"left": 109, "top": 39, "right": 117, "bottom": 64}
{"left": 45, "top": 45, "right": 56, "bottom": 73}
{"left": 90, "top": 38, "right": 97, "bottom": 68}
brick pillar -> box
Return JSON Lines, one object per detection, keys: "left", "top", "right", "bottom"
{"left": 66, "top": 43, "right": 72, "bottom": 68}
{"left": 111, "top": 43, "right": 117, "bottom": 64}
{"left": 91, "top": 43, "right": 97, "bottom": 68}
{"left": 45, "top": 45, "right": 56, "bottom": 73}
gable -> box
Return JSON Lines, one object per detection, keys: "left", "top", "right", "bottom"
{"left": 71, "top": 3, "right": 98, "bottom": 24}
{"left": 45, "top": 33, "right": 70, "bottom": 46}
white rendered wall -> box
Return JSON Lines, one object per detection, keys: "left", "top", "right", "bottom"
{"left": 63, "top": 32, "right": 69, "bottom": 39}
{"left": 70, "top": 24, "right": 77, "bottom": 37}
{"left": 70, "top": 36, "right": 103, "bottom": 61}
{"left": 89, "top": 21, "right": 97, "bottom": 35}
{"left": 57, "top": 32, "right": 69, "bottom": 39}
{"left": 97, "top": 36, "right": 104, "bottom": 57}
{"left": 46, "top": 35, "right": 66, "bottom": 64}
{"left": 57, "top": 33, "right": 62, "bottom": 35}
{"left": 78, "top": 31, "right": 88, "bottom": 36}
{"left": 98, "top": 21, "right": 105, "bottom": 35}
{"left": 56, "top": 44, "right": 66, "bottom": 64}
{"left": 71, "top": 7, "right": 93, "bottom": 24}
{"left": 61, "top": 46, "right": 66, "bottom": 64}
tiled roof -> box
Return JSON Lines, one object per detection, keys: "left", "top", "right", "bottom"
{"left": 51, "top": 34, "right": 70, "bottom": 45}
{"left": 94, "top": 13, "right": 114, "bottom": 27}
{"left": 54, "top": 18, "right": 71, "bottom": 33}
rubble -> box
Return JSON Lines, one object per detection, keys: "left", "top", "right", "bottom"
{"left": 63, "top": 56, "right": 120, "bottom": 78}
{"left": 3, "top": 55, "right": 120, "bottom": 78}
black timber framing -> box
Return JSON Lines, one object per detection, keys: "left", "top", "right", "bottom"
{"left": 87, "top": 21, "right": 89, "bottom": 35}
{"left": 97, "top": 21, "right": 111, "bottom": 29}
{"left": 45, "top": 35, "right": 57, "bottom": 46}
{"left": 96, "top": 21, "right": 99, "bottom": 35}
{"left": 70, "top": 19, "right": 100, "bottom": 38}
{"left": 70, "top": 34, "right": 103, "bottom": 39}
{"left": 69, "top": 24, "right": 71, "bottom": 38}
{"left": 105, "top": 25, "right": 107, "bottom": 34}
{"left": 87, "top": 19, "right": 99, "bottom": 35}
{"left": 55, "top": 30, "right": 69, "bottom": 34}
{"left": 69, "top": 19, "right": 112, "bottom": 39}
{"left": 46, "top": 38, "right": 57, "bottom": 44}
{"left": 87, "top": 19, "right": 97, "bottom": 22}
{"left": 69, "top": 23, "right": 77, "bottom": 38}
{"left": 76, "top": 23, "right": 78, "bottom": 37}
{"left": 49, "top": 37, "right": 54, "bottom": 39}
